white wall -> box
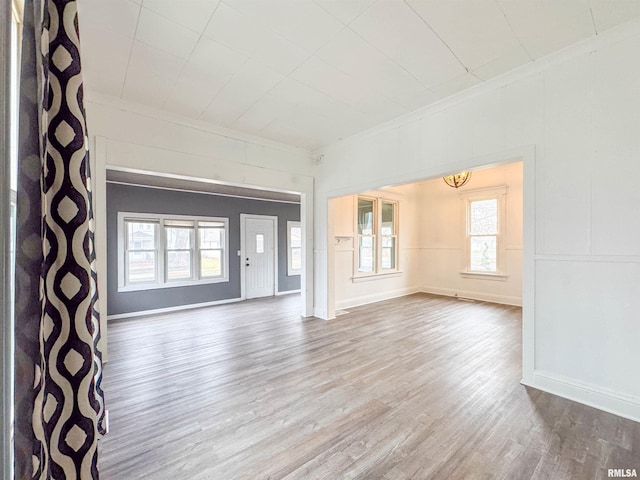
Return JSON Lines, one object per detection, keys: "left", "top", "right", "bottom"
{"left": 420, "top": 162, "right": 523, "bottom": 306}
{"left": 331, "top": 183, "right": 422, "bottom": 310}
{"left": 85, "top": 95, "right": 315, "bottom": 360}
{"left": 314, "top": 19, "right": 640, "bottom": 422}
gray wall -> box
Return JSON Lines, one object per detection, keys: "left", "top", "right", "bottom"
{"left": 106, "top": 183, "right": 301, "bottom": 316}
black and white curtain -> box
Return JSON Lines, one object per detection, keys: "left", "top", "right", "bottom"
{"left": 14, "top": 0, "right": 105, "bottom": 478}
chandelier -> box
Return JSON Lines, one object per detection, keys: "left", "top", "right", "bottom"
{"left": 443, "top": 171, "right": 471, "bottom": 188}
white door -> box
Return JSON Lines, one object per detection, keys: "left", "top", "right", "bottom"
{"left": 243, "top": 216, "right": 276, "bottom": 299}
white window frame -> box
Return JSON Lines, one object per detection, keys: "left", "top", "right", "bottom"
{"left": 164, "top": 220, "right": 195, "bottom": 283}
{"left": 198, "top": 221, "right": 227, "bottom": 280}
{"left": 354, "top": 196, "right": 400, "bottom": 280}
{"left": 117, "top": 212, "right": 230, "bottom": 292}
{"left": 124, "top": 218, "right": 160, "bottom": 286}
{"left": 287, "top": 221, "right": 302, "bottom": 276}
{"left": 380, "top": 200, "right": 399, "bottom": 272}
{"left": 460, "top": 186, "right": 508, "bottom": 280}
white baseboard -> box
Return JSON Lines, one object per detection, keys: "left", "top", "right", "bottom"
{"left": 275, "top": 289, "right": 301, "bottom": 296}
{"left": 523, "top": 371, "right": 640, "bottom": 423}
{"left": 421, "top": 286, "right": 522, "bottom": 307}
{"left": 313, "top": 307, "right": 331, "bottom": 320}
{"left": 335, "top": 287, "right": 421, "bottom": 311}
{"left": 107, "top": 297, "right": 243, "bottom": 320}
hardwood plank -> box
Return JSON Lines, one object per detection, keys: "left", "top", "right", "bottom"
{"left": 98, "top": 294, "right": 640, "bottom": 479}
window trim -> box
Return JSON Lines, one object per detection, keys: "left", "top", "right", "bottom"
{"left": 287, "top": 221, "right": 302, "bottom": 276}
{"left": 124, "top": 219, "right": 160, "bottom": 286}
{"left": 380, "top": 200, "right": 398, "bottom": 272}
{"left": 353, "top": 196, "right": 400, "bottom": 279}
{"left": 198, "top": 222, "right": 226, "bottom": 280}
{"left": 460, "top": 186, "right": 509, "bottom": 280}
{"left": 164, "top": 223, "right": 195, "bottom": 283}
{"left": 117, "top": 212, "right": 230, "bottom": 292}
{"left": 356, "top": 195, "right": 377, "bottom": 275}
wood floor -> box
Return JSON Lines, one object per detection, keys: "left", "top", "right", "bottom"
{"left": 99, "top": 293, "right": 639, "bottom": 480}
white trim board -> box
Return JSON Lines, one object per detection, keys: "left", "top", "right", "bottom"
{"left": 524, "top": 371, "right": 640, "bottom": 424}
{"left": 107, "top": 297, "right": 243, "bottom": 321}
{"left": 335, "top": 287, "right": 421, "bottom": 312}
{"left": 275, "top": 289, "right": 301, "bottom": 296}
{"left": 0, "top": 1, "right": 13, "bottom": 476}
{"left": 421, "top": 286, "right": 522, "bottom": 307}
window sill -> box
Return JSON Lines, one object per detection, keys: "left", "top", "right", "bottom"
{"left": 352, "top": 271, "right": 403, "bottom": 283}
{"left": 459, "top": 271, "right": 509, "bottom": 281}
{"left": 118, "top": 277, "right": 229, "bottom": 293}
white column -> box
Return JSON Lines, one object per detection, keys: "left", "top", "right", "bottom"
{"left": 0, "top": 0, "right": 14, "bottom": 476}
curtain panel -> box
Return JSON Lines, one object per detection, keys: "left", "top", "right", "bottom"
{"left": 14, "top": 1, "right": 105, "bottom": 478}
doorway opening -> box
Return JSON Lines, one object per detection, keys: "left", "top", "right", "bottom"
{"left": 104, "top": 169, "right": 304, "bottom": 320}
{"left": 328, "top": 160, "right": 524, "bottom": 321}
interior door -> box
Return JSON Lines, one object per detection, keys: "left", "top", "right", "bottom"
{"left": 244, "top": 216, "right": 275, "bottom": 299}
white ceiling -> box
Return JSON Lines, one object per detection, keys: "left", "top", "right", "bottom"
{"left": 77, "top": 0, "right": 640, "bottom": 150}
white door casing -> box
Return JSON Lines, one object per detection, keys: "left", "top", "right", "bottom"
{"left": 241, "top": 215, "right": 277, "bottom": 299}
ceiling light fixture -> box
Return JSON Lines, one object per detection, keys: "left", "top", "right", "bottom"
{"left": 443, "top": 171, "right": 471, "bottom": 188}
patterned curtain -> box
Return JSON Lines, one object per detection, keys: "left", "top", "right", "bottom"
{"left": 14, "top": 1, "right": 105, "bottom": 478}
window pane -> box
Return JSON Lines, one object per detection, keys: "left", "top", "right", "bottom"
{"left": 290, "top": 226, "right": 302, "bottom": 248}
{"left": 167, "top": 251, "right": 192, "bottom": 280}
{"left": 256, "top": 234, "right": 264, "bottom": 253}
{"left": 470, "top": 199, "right": 498, "bottom": 235}
{"left": 381, "top": 237, "right": 396, "bottom": 270}
{"left": 201, "top": 250, "right": 222, "bottom": 277}
{"left": 291, "top": 247, "right": 302, "bottom": 270}
{"left": 166, "top": 227, "right": 191, "bottom": 249}
{"left": 200, "top": 228, "right": 223, "bottom": 249}
{"left": 127, "top": 222, "right": 156, "bottom": 250}
{"left": 358, "top": 236, "right": 375, "bottom": 272}
{"left": 127, "top": 251, "right": 156, "bottom": 283}
{"left": 381, "top": 202, "right": 395, "bottom": 236}
{"left": 357, "top": 198, "right": 374, "bottom": 235}
{"left": 470, "top": 236, "right": 497, "bottom": 272}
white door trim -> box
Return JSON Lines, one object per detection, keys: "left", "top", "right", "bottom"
{"left": 240, "top": 214, "right": 278, "bottom": 300}
{"left": 1, "top": 1, "right": 13, "bottom": 475}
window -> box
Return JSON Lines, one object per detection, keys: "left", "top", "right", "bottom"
{"left": 357, "top": 198, "right": 375, "bottom": 272}
{"left": 165, "top": 219, "right": 193, "bottom": 281}
{"left": 461, "top": 187, "right": 507, "bottom": 278}
{"left": 255, "top": 234, "right": 265, "bottom": 254}
{"left": 125, "top": 220, "right": 159, "bottom": 284}
{"left": 287, "top": 221, "right": 302, "bottom": 276}
{"left": 199, "top": 221, "right": 225, "bottom": 278}
{"left": 118, "top": 213, "right": 229, "bottom": 291}
{"left": 381, "top": 201, "right": 397, "bottom": 270}
{"left": 355, "top": 196, "right": 399, "bottom": 276}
